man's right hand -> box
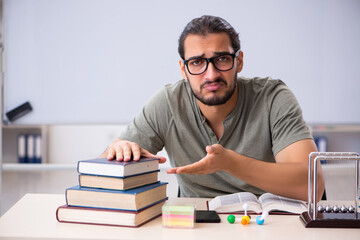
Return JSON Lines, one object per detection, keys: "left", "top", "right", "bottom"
{"left": 100, "top": 138, "right": 166, "bottom": 163}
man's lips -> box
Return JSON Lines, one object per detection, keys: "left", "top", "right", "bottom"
{"left": 202, "top": 82, "right": 224, "bottom": 92}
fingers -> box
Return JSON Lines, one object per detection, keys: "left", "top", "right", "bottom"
{"left": 167, "top": 161, "right": 205, "bottom": 175}
{"left": 122, "top": 142, "right": 141, "bottom": 161}
{"left": 105, "top": 139, "right": 166, "bottom": 163}
{"left": 167, "top": 144, "right": 227, "bottom": 175}
{"left": 105, "top": 140, "right": 141, "bottom": 162}
{"left": 156, "top": 156, "right": 167, "bottom": 164}
{"left": 206, "top": 145, "right": 213, "bottom": 154}
{"left": 206, "top": 144, "right": 223, "bottom": 154}
{"left": 141, "top": 149, "right": 167, "bottom": 164}
{"left": 106, "top": 147, "right": 116, "bottom": 160}
{"left": 131, "top": 144, "right": 141, "bottom": 161}
{"left": 166, "top": 168, "right": 178, "bottom": 174}
{"left": 178, "top": 163, "right": 201, "bottom": 174}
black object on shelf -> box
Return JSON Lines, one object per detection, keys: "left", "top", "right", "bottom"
{"left": 6, "top": 102, "right": 33, "bottom": 122}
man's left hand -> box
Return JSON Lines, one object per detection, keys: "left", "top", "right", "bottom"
{"left": 167, "top": 144, "right": 232, "bottom": 175}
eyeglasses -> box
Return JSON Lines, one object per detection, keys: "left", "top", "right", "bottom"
{"left": 183, "top": 50, "right": 240, "bottom": 75}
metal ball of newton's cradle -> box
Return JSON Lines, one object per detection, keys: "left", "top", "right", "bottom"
{"left": 348, "top": 206, "right": 355, "bottom": 213}
{"left": 332, "top": 205, "right": 340, "bottom": 213}
{"left": 340, "top": 205, "right": 348, "bottom": 213}
{"left": 317, "top": 205, "right": 325, "bottom": 213}
{"left": 325, "top": 205, "right": 333, "bottom": 213}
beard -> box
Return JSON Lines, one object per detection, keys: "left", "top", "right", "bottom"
{"left": 186, "top": 73, "right": 238, "bottom": 106}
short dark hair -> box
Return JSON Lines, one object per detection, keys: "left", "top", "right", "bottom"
{"left": 178, "top": 15, "right": 240, "bottom": 60}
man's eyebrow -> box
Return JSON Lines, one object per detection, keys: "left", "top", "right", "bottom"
{"left": 186, "top": 54, "right": 205, "bottom": 61}
{"left": 214, "top": 51, "right": 232, "bottom": 56}
{"left": 185, "top": 51, "right": 232, "bottom": 61}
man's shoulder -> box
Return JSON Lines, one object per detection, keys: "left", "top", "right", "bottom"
{"left": 147, "top": 79, "right": 192, "bottom": 111}
{"left": 238, "top": 76, "right": 289, "bottom": 96}
{"left": 161, "top": 79, "right": 193, "bottom": 104}
{"left": 238, "top": 76, "right": 286, "bottom": 88}
{"left": 146, "top": 80, "right": 187, "bottom": 103}
{"left": 163, "top": 79, "right": 188, "bottom": 94}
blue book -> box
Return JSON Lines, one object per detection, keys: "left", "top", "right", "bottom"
{"left": 25, "top": 134, "right": 42, "bottom": 163}
{"left": 17, "top": 134, "right": 27, "bottom": 163}
{"left": 66, "top": 182, "right": 168, "bottom": 211}
{"left": 34, "top": 134, "right": 42, "bottom": 163}
{"left": 26, "top": 134, "right": 35, "bottom": 163}
{"left": 77, "top": 157, "right": 160, "bottom": 177}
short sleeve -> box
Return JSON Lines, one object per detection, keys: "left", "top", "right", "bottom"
{"left": 268, "top": 81, "right": 312, "bottom": 156}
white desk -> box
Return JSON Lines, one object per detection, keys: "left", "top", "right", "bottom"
{"left": 0, "top": 194, "right": 359, "bottom": 240}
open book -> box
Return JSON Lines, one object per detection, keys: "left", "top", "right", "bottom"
{"left": 208, "top": 192, "right": 307, "bottom": 214}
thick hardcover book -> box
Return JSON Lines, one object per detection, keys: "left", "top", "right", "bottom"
{"left": 66, "top": 182, "right": 168, "bottom": 211}
{"left": 79, "top": 170, "right": 159, "bottom": 190}
{"left": 208, "top": 192, "right": 307, "bottom": 215}
{"left": 56, "top": 199, "right": 166, "bottom": 227}
{"left": 77, "top": 157, "right": 159, "bottom": 177}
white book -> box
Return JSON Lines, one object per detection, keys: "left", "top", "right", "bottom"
{"left": 208, "top": 192, "right": 307, "bottom": 214}
{"left": 77, "top": 157, "right": 160, "bottom": 177}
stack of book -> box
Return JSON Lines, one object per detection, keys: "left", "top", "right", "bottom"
{"left": 56, "top": 157, "right": 168, "bottom": 227}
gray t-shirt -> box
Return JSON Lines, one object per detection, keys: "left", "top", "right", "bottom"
{"left": 120, "top": 77, "right": 312, "bottom": 198}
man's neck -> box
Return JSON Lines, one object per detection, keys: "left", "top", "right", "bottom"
{"left": 197, "top": 86, "right": 239, "bottom": 139}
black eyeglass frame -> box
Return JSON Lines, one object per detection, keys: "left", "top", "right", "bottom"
{"left": 183, "top": 50, "right": 241, "bottom": 75}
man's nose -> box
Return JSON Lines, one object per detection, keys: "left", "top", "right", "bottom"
{"left": 203, "top": 62, "right": 221, "bottom": 80}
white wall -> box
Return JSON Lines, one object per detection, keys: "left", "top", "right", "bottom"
{"left": 47, "top": 124, "right": 125, "bottom": 163}
{"left": 3, "top": 0, "right": 360, "bottom": 124}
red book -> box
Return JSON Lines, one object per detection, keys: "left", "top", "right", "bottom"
{"left": 56, "top": 199, "right": 166, "bottom": 228}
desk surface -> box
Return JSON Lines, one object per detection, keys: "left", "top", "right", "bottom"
{"left": 0, "top": 194, "right": 359, "bottom": 240}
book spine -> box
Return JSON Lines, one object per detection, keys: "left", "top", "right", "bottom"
{"left": 65, "top": 189, "right": 69, "bottom": 206}
{"left": 26, "top": 134, "right": 35, "bottom": 163}
{"left": 78, "top": 169, "right": 160, "bottom": 178}
{"left": 76, "top": 161, "right": 80, "bottom": 173}
{"left": 55, "top": 206, "right": 61, "bottom": 222}
{"left": 56, "top": 211, "right": 162, "bottom": 228}
{"left": 34, "top": 134, "right": 42, "bottom": 163}
{"left": 78, "top": 174, "right": 82, "bottom": 186}
{"left": 17, "top": 134, "right": 27, "bottom": 163}
{"left": 66, "top": 197, "right": 168, "bottom": 211}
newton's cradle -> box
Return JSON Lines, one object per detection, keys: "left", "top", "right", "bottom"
{"left": 300, "top": 152, "right": 360, "bottom": 228}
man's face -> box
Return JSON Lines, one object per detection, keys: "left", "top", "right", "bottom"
{"left": 180, "top": 33, "right": 243, "bottom": 106}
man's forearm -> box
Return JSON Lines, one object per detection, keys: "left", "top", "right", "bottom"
{"left": 224, "top": 151, "right": 324, "bottom": 201}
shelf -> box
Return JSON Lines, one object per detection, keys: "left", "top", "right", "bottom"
{"left": 310, "top": 124, "right": 360, "bottom": 133}
{"left": 2, "top": 163, "right": 77, "bottom": 171}
{"left": 2, "top": 125, "right": 49, "bottom": 164}
{"left": 2, "top": 124, "right": 48, "bottom": 129}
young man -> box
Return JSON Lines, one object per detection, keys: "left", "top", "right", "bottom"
{"left": 100, "top": 15, "right": 325, "bottom": 201}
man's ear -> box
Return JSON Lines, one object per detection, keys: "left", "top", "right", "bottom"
{"left": 179, "top": 60, "right": 187, "bottom": 80}
{"left": 236, "top": 51, "right": 244, "bottom": 73}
